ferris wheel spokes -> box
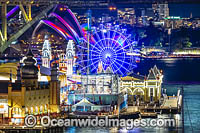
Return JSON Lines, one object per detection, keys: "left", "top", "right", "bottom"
{"left": 76, "top": 24, "right": 138, "bottom": 76}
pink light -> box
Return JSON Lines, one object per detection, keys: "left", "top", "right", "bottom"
{"left": 48, "top": 13, "right": 80, "bottom": 43}
{"left": 42, "top": 20, "right": 72, "bottom": 40}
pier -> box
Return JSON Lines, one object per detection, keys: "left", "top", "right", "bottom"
{"left": 120, "top": 94, "right": 182, "bottom": 118}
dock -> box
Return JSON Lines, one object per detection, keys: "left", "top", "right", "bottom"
{"left": 121, "top": 95, "right": 182, "bottom": 118}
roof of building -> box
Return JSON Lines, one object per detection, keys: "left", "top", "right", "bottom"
{"left": 22, "top": 48, "right": 38, "bottom": 79}
{"left": 121, "top": 73, "right": 145, "bottom": 82}
{"left": 147, "top": 68, "right": 157, "bottom": 80}
{"left": 104, "top": 66, "right": 112, "bottom": 74}
{"left": 73, "top": 98, "right": 95, "bottom": 107}
{"left": 121, "top": 65, "right": 161, "bottom": 81}
{"left": 147, "top": 65, "right": 161, "bottom": 80}
{"left": 26, "top": 47, "right": 34, "bottom": 57}
{"left": 131, "top": 73, "right": 145, "bottom": 80}
{"left": 153, "top": 65, "right": 161, "bottom": 76}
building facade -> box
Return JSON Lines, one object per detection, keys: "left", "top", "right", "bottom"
{"left": 0, "top": 48, "right": 60, "bottom": 124}
{"left": 66, "top": 40, "right": 76, "bottom": 76}
{"left": 42, "top": 35, "right": 52, "bottom": 68}
{"left": 120, "top": 65, "right": 163, "bottom": 104}
{"left": 65, "top": 73, "right": 119, "bottom": 113}
{"left": 152, "top": 2, "right": 169, "bottom": 20}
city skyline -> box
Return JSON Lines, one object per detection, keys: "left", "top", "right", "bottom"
{"left": 0, "top": 1, "right": 200, "bottom": 132}
{"left": 72, "top": 3, "right": 200, "bottom": 18}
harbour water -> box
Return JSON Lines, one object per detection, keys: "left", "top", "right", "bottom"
{"left": 137, "top": 58, "right": 200, "bottom": 132}
{"left": 136, "top": 58, "right": 200, "bottom": 132}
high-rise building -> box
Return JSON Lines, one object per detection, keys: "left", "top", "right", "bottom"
{"left": 152, "top": 2, "right": 169, "bottom": 20}
{"left": 117, "top": 8, "right": 136, "bottom": 25}
{"left": 140, "top": 8, "right": 154, "bottom": 26}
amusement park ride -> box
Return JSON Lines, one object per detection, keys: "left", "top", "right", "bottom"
{"left": 27, "top": 4, "right": 141, "bottom": 109}
{"left": 26, "top": 4, "right": 140, "bottom": 76}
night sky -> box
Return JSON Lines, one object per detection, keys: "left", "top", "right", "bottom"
{"left": 73, "top": 3, "right": 200, "bottom": 18}
{"left": 169, "top": 4, "right": 200, "bottom": 17}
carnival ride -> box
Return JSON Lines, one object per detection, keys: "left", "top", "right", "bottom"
{"left": 76, "top": 24, "right": 138, "bottom": 76}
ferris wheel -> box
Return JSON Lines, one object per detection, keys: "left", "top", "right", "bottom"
{"left": 76, "top": 24, "right": 138, "bottom": 76}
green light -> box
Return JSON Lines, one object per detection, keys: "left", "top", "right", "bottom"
{"left": 164, "top": 16, "right": 182, "bottom": 20}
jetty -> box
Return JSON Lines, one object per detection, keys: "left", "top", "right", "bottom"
{"left": 120, "top": 93, "right": 182, "bottom": 118}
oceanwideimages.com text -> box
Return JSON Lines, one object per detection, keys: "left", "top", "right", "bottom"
{"left": 25, "top": 115, "right": 176, "bottom": 129}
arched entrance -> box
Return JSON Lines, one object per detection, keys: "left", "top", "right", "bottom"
{"left": 132, "top": 88, "right": 145, "bottom": 105}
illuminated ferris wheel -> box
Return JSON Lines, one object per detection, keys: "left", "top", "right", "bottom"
{"left": 76, "top": 24, "right": 137, "bottom": 76}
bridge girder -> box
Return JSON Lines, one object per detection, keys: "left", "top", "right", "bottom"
{"left": 0, "top": 0, "right": 66, "bottom": 5}
{"left": 0, "top": 0, "right": 199, "bottom": 6}
{"left": 1, "top": 3, "right": 7, "bottom": 41}
{"left": 0, "top": 3, "right": 55, "bottom": 52}
{"left": 19, "top": 3, "right": 31, "bottom": 22}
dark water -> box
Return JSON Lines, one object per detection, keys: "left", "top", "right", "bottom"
{"left": 137, "top": 58, "right": 200, "bottom": 132}
{"left": 139, "top": 58, "right": 200, "bottom": 132}
{"left": 135, "top": 58, "right": 200, "bottom": 83}
{"left": 165, "top": 84, "right": 200, "bottom": 132}
{"left": 136, "top": 58, "right": 200, "bottom": 132}
{"left": 65, "top": 58, "right": 200, "bottom": 133}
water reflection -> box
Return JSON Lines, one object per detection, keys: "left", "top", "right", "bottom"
{"left": 135, "top": 58, "right": 200, "bottom": 83}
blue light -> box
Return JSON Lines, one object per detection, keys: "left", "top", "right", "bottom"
{"left": 76, "top": 24, "right": 138, "bottom": 76}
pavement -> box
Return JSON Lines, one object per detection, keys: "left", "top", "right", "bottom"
{"left": 126, "top": 106, "right": 139, "bottom": 113}
{"left": 162, "top": 97, "right": 178, "bottom": 108}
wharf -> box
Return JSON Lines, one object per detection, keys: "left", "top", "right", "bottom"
{"left": 122, "top": 96, "right": 181, "bottom": 118}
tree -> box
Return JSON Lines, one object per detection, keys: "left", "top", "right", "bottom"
{"left": 170, "top": 28, "right": 192, "bottom": 50}
{"left": 140, "top": 21, "right": 164, "bottom": 47}
{"left": 185, "top": 41, "right": 192, "bottom": 48}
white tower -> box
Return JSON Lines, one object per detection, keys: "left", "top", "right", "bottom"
{"left": 66, "top": 40, "right": 75, "bottom": 76}
{"left": 42, "top": 35, "right": 52, "bottom": 68}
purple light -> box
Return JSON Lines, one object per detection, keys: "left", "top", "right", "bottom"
{"left": 48, "top": 13, "right": 80, "bottom": 43}
{"left": 67, "top": 9, "right": 83, "bottom": 37}
{"left": 43, "top": 20, "right": 72, "bottom": 39}
{"left": 32, "top": 19, "right": 75, "bottom": 40}
{"left": 7, "top": 6, "right": 20, "bottom": 19}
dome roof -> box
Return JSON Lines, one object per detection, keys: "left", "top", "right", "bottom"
{"left": 22, "top": 65, "right": 38, "bottom": 79}
{"left": 23, "top": 56, "right": 36, "bottom": 65}
{"left": 22, "top": 48, "right": 38, "bottom": 79}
